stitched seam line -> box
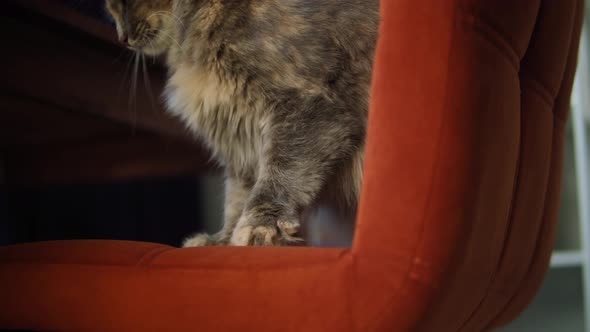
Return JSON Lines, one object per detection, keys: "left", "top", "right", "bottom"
{"left": 461, "top": 11, "right": 520, "bottom": 72}
{"left": 360, "top": 4, "right": 459, "bottom": 330}
{"left": 455, "top": 94, "right": 525, "bottom": 332}
{"left": 136, "top": 247, "right": 174, "bottom": 267}
{"left": 0, "top": 258, "right": 345, "bottom": 272}
{"left": 521, "top": 76, "right": 555, "bottom": 109}
{"left": 521, "top": 76, "right": 567, "bottom": 124}
{"left": 483, "top": 120, "right": 558, "bottom": 330}
{"left": 485, "top": 0, "right": 581, "bottom": 326}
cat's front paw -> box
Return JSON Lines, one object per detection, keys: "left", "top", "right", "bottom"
{"left": 230, "top": 216, "right": 303, "bottom": 246}
{"left": 230, "top": 224, "right": 277, "bottom": 246}
{"left": 182, "top": 233, "right": 227, "bottom": 247}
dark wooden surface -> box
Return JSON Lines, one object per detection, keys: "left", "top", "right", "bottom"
{"left": 1, "top": 0, "right": 216, "bottom": 185}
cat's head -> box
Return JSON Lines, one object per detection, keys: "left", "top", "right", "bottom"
{"left": 105, "top": 0, "right": 175, "bottom": 56}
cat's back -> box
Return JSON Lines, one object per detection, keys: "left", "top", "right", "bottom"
{"left": 261, "top": 0, "right": 379, "bottom": 43}
{"left": 294, "top": 0, "right": 380, "bottom": 27}
{"left": 294, "top": 0, "right": 379, "bottom": 53}
{"left": 211, "top": 0, "right": 379, "bottom": 96}
{"left": 217, "top": 0, "right": 379, "bottom": 50}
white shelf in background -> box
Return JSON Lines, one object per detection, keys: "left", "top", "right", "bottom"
{"left": 551, "top": 250, "right": 584, "bottom": 268}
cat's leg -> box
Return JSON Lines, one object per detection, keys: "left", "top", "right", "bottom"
{"left": 229, "top": 179, "right": 307, "bottom": 247}
{"left": 230, "top": 100, "right": 364, "bottom": 246}
{"left": 182, "top": 173, "right": 251, "bottom": 247}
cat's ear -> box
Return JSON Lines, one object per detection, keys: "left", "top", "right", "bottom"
{"left": 171, "top": 0, "right": 186, "bottom": 11}
{"left": 105, "top": 0, "right": 125, "bottom": 17}
{"left": 104, "top": 0, "right": 128, "bottom": 43}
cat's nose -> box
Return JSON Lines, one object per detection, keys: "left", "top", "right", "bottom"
{"left": 119, "top": 34, "right": 129, "bottom": 46}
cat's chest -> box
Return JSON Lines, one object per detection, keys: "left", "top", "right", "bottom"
{"left": 164, "top": 64, "right": 266, "bottom": 172}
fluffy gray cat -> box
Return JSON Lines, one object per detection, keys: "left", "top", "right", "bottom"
{"left": 106, "top": 0, "right": 379, "bottom": 246}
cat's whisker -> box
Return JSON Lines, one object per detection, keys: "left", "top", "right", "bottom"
{"left": 145, "top": 38, "right": 158, "bottom": 65}
{"left": 146, "top": 11, "right": 185, "bottom": 30}
{"left": 118, "top": 52, "right": 134, "bottom": 94}
{"left": 111, "top": 47, "right": 131, "bottom": 65}
{"left": 157, "top": 30, "right": 185, "bottom": 53}
{"left": 128, "top": 52, "right": 140, "bottom": 131}
{"left": 141, "top": 53, "right": 158, "bottom": 113}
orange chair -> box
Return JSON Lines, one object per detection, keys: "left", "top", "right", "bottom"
{"left": 0, "top": 0, "right": 583, "bottom": 331}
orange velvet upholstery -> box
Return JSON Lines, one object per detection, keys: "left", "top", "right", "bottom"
{"left": 0, "top": 0, "right": 583, "bottom": 331}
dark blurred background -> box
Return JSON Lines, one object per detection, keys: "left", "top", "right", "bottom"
{"left": 0, "top": 176, "right": 211, "bottom": 246}
{"left": 0, "top": 0, "right": 223, "bottom": 247}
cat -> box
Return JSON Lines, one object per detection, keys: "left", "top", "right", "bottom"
{"left": 105, "top": 0, "right": 379, "bottom": 247}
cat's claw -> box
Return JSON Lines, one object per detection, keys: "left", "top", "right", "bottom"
{"left": 251, "top": 226, "right": 278, "bottom": 246}
{"left": 277, "top": 219, "right": 300, "bottom": 236}
{"left": 230, "top": 217, "right": 302, "bottom": 246}
{"left": 230, "top": 224, "right": 277, "bottom": 246}
{"left": 230, "top": 225, "right": 255, "bottom": 246}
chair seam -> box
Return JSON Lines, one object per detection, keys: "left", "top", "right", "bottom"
{"left": 484, "top": 0, "right": 581, "bottom": 326}
{"left": 455, "top": 95, "right": 525, "bottom": 332}
{"left": 136, "top": 247, "right": 174, "bottom": 267}
{"left": 359, "top": 4, "right": 459, "bottom": 330}
{"left": 520, "top": 76, "right": 555, "bottom": 109}
{"left": 0, "top": 259, "right": 345, "bottom": 272}
{"left": 520, "top": 76, "right": 568, "bottom": 123}
{"left": 460, "top": 9, "right": 520, "bottom": 72}
{"left": 484, "top": 113, "right": 560, "bottom": 330}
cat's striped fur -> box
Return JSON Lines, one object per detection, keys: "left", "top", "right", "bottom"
{"left": 106, "top": 0, "right": 379, "bottom": 246}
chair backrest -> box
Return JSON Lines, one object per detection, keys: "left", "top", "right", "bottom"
{"left": 0, "top": 1, "right": 583, "bottom": 331}
{"left": 353, "top": 0, "right": 584, "bottom": 330}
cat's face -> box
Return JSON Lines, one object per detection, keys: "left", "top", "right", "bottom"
{"left": 105, "top": 0, "right": 174, "bottom": 56}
